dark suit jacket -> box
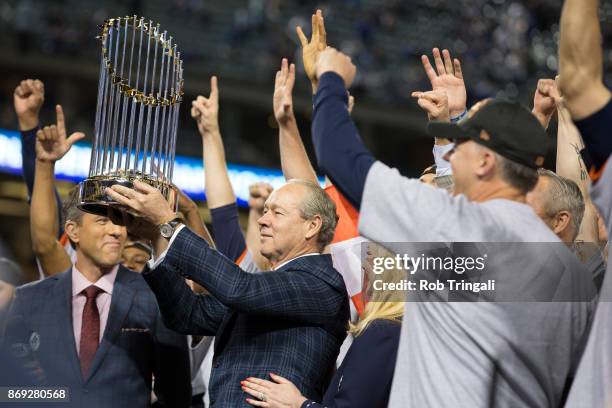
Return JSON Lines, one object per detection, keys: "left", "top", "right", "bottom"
{"left": 143, "top": 227, "right": 349, "bottom": 408}
{"left": 301, "top": 319, "right": 401, "bottom": 408}
{"left": 3, "top": 266, "right": 191, "bottom": 408}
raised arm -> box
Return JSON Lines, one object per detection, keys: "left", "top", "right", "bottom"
{"left": 164, "top": 228, "right": 346, "bottom": 322}
{"left": 192, "top": 76, "right": 235, "bottom": 209}
{"left": 144, "top": 258, "right": 228, "bottom": 336}
{"left": 14, "top": 80, "right": 64, "bottom": 237}
{"left": 31, "top": 105, "right": 84, "bottom": 276}
{"left": 542, "top": 80, "right": 601, "bottom": 244}
{"left": 413, "top": 48, "right": 466, "bottom": 180}
{"left": 14, "top": 79, "right": 44, "bottom": 196}
{"left": 296, "top": 9, "right": 327, "bottom": 94}
{"left": 532, "top": 79, "right": 558, "bottom": 130}
{"left": 558, "top": 0, "right": 610, "bottom": 121}
{"left": 107, "top": 183, "right": 346, "bottom": 322}
{"left": 311, "top": 48, "right": 374, "bottom": 209}
{"left": 191, "top": 76, "right": 246, "bottom": 261}
{"left": 559, "top": 0, "right": 612, "bottom": 177}
{"left": 175, "top": 186, "right": 215, "bottom": 247}
{"left": 274, "top": 58, "right": 318, "bottom": 183}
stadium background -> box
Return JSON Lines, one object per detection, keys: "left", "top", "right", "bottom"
{"left": 0, "top": 0, "right": 610, "bottom": 279}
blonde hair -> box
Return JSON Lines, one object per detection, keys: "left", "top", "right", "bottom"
{"left": 348, "top": 299, "right": 404, "bottom": 337}
{"left": 348, "top": 243, "right": 404, "bottom": 337}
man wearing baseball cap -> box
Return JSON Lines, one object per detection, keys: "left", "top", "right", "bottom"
{"left": 309, "top": 48, "right": 596, "bottom": 407}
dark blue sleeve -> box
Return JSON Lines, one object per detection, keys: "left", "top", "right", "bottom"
{"left": 575, "top": 99, "right": 612, "bottom": 173}
{"left": 20, "top": 128, "right": 38, "bottom": 197}
{"left": 21, "top": 127, "right": 64, "bottom": 237}
{"left": 164, "top": 228, "right": 346, "bottom": 321}
{"left": 209, "top": 202, "right": 246, "bottom": 262}
{"left": 143, "top": 261, "right": 228, "bottom": 336}
{"left": 311, "top": 72, "right": 376, "bottom": 210}
{"left": 301, "top": 320, "right": 401, "bottom": 408}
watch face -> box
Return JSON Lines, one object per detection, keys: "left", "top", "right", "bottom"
{"left": 160, "top": 223, "right": 173, "bottom": 238}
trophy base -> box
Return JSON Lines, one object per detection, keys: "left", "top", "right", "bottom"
{"left": 78, "top": 174, "right": 177, "bottom": 216}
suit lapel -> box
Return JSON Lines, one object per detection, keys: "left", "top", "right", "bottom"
{"left": 54, "top": 269, "right": 83, "bottom": 384}
{"left": 84, "top": 267, "right": 135, "bottom": 383}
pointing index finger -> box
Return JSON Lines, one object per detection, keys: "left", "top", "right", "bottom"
{"left": 209, "top": 76, "right": 218, "bottom": 101}
{"left": 55, "top": 105, "right": 66, "bottom": 135}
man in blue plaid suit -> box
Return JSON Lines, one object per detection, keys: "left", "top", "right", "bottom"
{"left": 107, "top": 179, "right": 350, "bottom": 408}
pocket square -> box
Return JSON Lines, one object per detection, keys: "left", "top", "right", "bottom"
{"left": 121, "top": 327, "right": 150, "bottom": 333}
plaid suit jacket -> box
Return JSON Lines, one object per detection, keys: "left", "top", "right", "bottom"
{"left": 143, "top": 227, "right": 349, "bottom": 408}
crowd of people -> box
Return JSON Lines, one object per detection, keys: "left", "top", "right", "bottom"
{"left": 1, "top": 0, "right": 611, "bottom": 407}
{"left": 3, "top": 0, "right": 612, "bottom": 106}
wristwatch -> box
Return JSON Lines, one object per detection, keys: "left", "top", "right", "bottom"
{"left": 159, "top": 218, "right": 183, "bottom": 239}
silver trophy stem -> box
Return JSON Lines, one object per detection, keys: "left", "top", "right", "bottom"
{"left": 135, "top": 20, "right": 152, "bottom": 174}
{"left": 125, "top": 15, "right": 139, "bottom": 173}
{"left": 116, "top": 17, "right": 131, "bottom": 172}
{"left": 96, "top": 25, "right": 112, "bottom": 176}
{"left": 150, "top": 31, "right": 167, "bottom": 177}
{"left": 90, "top": 49, "right": 106, "bottom": 177}
{"left": 157, "top": 37, "right": 173, "bottom": 183}
{"left": 109, "top": 17, "right": 126, "bottom": 174}
{"left": 141, "top": 24, "right": 160, "bottom": 175}
{"left": 169, "top": 62, "right": 183, "bottom": 181}
{"left": 102, "top": 20, "right": 121, "bottom": 175}
{"left": 163, "top": 46, "right": 178, "bottom": 183}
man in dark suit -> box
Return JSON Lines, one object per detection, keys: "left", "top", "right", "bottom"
{"left": 3, "top": 125, "right": 191, "bottom": 407}
{"left": 107, "top": 178, "right": 350, "bottom": 408}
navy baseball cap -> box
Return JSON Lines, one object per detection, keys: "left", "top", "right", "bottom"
{"left": 427, "top": 99, "right": 549, "bottom": 169}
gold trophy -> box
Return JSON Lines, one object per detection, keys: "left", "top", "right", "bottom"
{"left": 79, "top": 16, "right": 183, "bottom": 215}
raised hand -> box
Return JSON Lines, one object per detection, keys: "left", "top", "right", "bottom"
{"left": 273, "top": 59, "right": 296, "bottom": 125}
{"left": 315, "top": 47, "right": 356, "bottom": 88}
{"left": 191, "top": 76, "right": 220, "bottom": 136}
{"left": 411, "top": 91, "right": 450, "bottom": 122}
{"left": 419, "top": 48, "right": 466, "bottom": 118}
{"left": 35, "top": 105, "right": 85, "bottom": 163}
{"left": 296, "top": 9, "right": 327, "bottom": 93}
{"left": 532, "top": 78, "right": 561, "bottom": 128}
{"left": 14, "top": 79, "right": 45, "bottom": 130}
{"left": 248, "top": 182, "right": 274, "bottom": 215}
{"left": 106, "top": 180, "right": 176, "bottom": 233}
{"left": 176, "top": 184, "right": 198, "bottom": 216}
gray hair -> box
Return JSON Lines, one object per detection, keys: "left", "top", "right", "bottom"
{"left": 496, "top": 154, "right": 539, "bottom": 194}
{"left": 537, "top": 169, "right": 585, "bottom": 240}
{"left": 287, "top": 179, "right": 338, "bottom": 249}
{"left": 62, "top": 186, "right": 83, "bottom": 224}
{"left": 63, "top": 186, "right": 83, "bottom": 249}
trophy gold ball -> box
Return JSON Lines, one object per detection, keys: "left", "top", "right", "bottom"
{"left": 78, "top": 16, "right": 183, "bottom": 216}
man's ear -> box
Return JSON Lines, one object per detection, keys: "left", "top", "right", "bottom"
{"left": 65, "top": 220, "right": 80, "bottom": 246}
{"left": 553, "top": 211, "right": 572, "bottom": 235}
{"left": 304, "top": 215, "right": 323, "bottom": 241}
{"left": 476, "top": 148, "right": 497, "bottom": 178}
